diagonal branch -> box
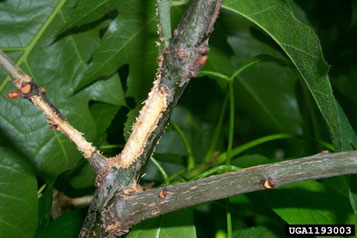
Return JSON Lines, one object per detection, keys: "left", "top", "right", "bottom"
{"left": 0, "top": 50, "right": 108, "bottom": 174}
{"left": 80, "top": 0, "right": 224, "bottom": 237}
{"left": 108, "top": 0, "right": 223, "bottom": 176}
{"left": 104, "top": 150, "right": 357, "bottom": 231}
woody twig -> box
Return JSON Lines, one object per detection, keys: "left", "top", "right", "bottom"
{"left": 0, "top": 50, "right": 108, "bottom": 174}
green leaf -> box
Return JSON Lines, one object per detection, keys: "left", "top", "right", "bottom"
{"left": 77, "top": 0, "right": 158, "bottom": 100}
{"left": 336, "top": 103, "right": 357, "bottom": 150}
{"left": 221, "top": 0, "right": 355, "bottom": 151}
{"left": 81, "top": 75, "right": 126, "bottom": 106}
{"left": 337, "top": 101, "right": 357, "bottom": 215}
{"left": 332, "top": 75, "right": 357, "bottom": 216}
{"left": 144, "top": 153, "right": 186, "bottom": 183}
{"left": 41, "top": 210, "right": 86, "bottom": 238}
{"left": 90, "top": 102, "right": 121, "bottom": 137}
{"left": 0, "top": 0, "right": 67, "bottom": 50}
{"left": 201, "top": 24, "right": 234, "bottom": 77}
{"left": 349, "top": 175, "right": 357, "bottom": 216}
{"left": 35, "top": 187, "right": 54, "bottom": 238}
{"left": 127, "top": 209, "right": 196, "bottom": 238}
{"left": 263, "top": 180, "right": 355, "bottom": 224}
{"left": 231, "top": 154, "right": 281, "bottom": 168}
{"left": 0, "top": 147, "right": 38, "bottom": 238}
{"left": 286, "top": 0, "right": 311, "bottom": 26}
{"left": 233, "top": 61, "right": 303, "bottom": 134}
{"left": 0, "top": 0, "right": 125, "bottom": 182}
{"left": 57, "top": 0, "right": 120, "bottom": 36}
{"left": 192, "top": 165, "right": 240, "bottom": 181}
{"left": 158, "top": 78, "right": 227, "bottom": 162}
{"left": 124, "top": 103, "right": 141, "bottom": 141}
{"left": 233, "top": 226, "right": 277, "bottom": 238}
{"left": 221, "top": 15, "right": 304, "bottom": 136}
{"left": 63, "top": 162, "right": 96, "bottom": 190}
{"left": 229, "top": 192, "right": 283, "bottom": 222}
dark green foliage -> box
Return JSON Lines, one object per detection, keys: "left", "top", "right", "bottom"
{"left": 0, "top": 0, "right": 356, "bottom": 237}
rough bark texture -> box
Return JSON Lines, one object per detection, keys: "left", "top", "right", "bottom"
{"left": 104, "top": 150, "right": 357, "bottom": 232}
{"left": 79, "top": 0, "right": 224, "bottom": 237}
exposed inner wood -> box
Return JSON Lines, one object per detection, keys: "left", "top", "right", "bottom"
{"left": 31, "top": 95, "right": 96, "bottom": 158}
{"left": 110, "top": 79, "right": 168, "bottom": 169}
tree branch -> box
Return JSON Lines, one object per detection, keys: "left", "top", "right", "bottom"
{"left": 79, "top": 0, "right": 224, "bottom": 236}
{"left": 104, "top": 150, "right": 357, "bottom": 233}
{"left": 0, "top": 50, "right": 108, "bottom": 174}
{"left": 107, "top": 0, "right": 223, "bottom": 173}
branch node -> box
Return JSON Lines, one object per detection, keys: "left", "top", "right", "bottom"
{"left": 177, "top": 48, "right": 188, "bottom": 59}
{"left": 158, "top": 188, "right": 168, "bottom": 199}
{"left": 195, "top": 55, "right": 208, "bottom": 68}
{"left": 197, "top": 45, "right": 210, "bottom": 55}
{"left": 48, "top": 121, "right": 58, "bottom": 131}
{"left": 173, "top": 28, "right": 179, "bottom": 37}
{"left": 159, "top": 84, "right": 168, "bottom": 94}
{"left": 264, "top": 177, "right": 276, "bottom": 189}
{"left": 20, "top": 83, "right": 31, "bottom": 94}
{"left": 14, "top": 74, "right": 32, "bottom": 89}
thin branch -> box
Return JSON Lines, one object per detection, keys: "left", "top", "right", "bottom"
{"left": 0, "top": 50, "right": 108, "bottom": 174}
{"left": 104, "top": 150, "right": 357, "bottom": 232}
{"left": 157, "top": 0, "right": 172, "bottom": 52}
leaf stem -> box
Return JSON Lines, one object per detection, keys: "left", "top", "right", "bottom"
{"left": 199, "top": 70, "right": 230, "bottom": 81}
{"left": 99, "top": 144, "right": 124, "bottom": 150}
{"left": 170, "top": 120, "right": 195, "bottom": 170}
{"left": 167, "top": 168, "right": 186, "bottom": 184}
{"left": 150, "top": 157, "right": 169, "bottom": 184}
{"left": 191, "top": 165, "right": 240, "bottom": 180}
{"left": 225, "top": 73, "right": 235, "bottom": 238}
{"left": 37, "top": 184, "right": 47, "bottom": 196}
{"left": 226, "top": 80, "right": 234, "bottom": 168}
{"left": 226, "top": 198, "right": 233, "bottom": 238}
{"left": 216, "top": 134, "right": 294, "bottom": 165}
{"left": 215, "top": 134, "right": 334, "bottom": 165}
{"left": 203, "top": 93, "right": 229, "bottom": 164}
{"left": 230, "top": 58, "right": 261, "bottom": 81}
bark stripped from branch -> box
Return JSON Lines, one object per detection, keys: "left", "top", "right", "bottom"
{"left": 104, "top": 150, "right": 357, "bottom": 232}
{"left": 109, "top": 79, "right": 168, "bottom": 169}
{"left": 80, "top": 0, "right": 224, "bottom": 237}
{"left": 0, "top": 50, "right": 108, "bottom": 174}
{"left": 108, "top": 0, "right": 223, "bottom": 174}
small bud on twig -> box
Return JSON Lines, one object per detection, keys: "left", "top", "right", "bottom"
{"left": 264, "top": 178, "right": 275, "bottom": 189}
{"left": 6, "top": 91, "right": 20, "bottom": 99}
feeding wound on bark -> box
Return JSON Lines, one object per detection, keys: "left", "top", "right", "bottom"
{"left": 110, "top": 79, "right": 168, "bottom": 169}
{"left": 31, "top": 95, "right": 97, "bottom": 159}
